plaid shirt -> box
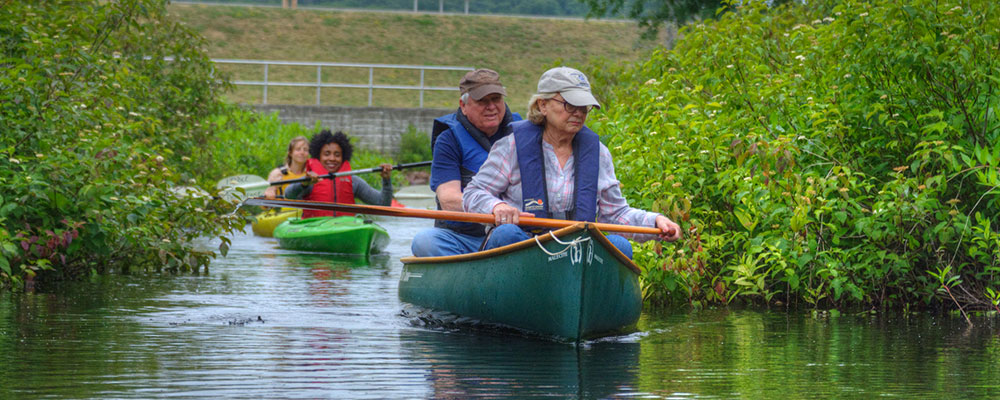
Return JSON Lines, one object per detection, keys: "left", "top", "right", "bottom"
{"left": 463, "top": 133, "right": 661, "bottom": 241}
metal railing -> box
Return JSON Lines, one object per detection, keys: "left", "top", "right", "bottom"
{"left": 213, "top": 58, "right": 473, "bottom": 107}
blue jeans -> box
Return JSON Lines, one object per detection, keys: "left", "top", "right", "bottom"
{"left": 482, "top": 224, "right": 634, "bottom": 259}
{"left": 411, "top": 227, "right": 486, "bottom": 257}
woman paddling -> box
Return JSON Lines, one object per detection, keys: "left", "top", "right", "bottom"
{"left": 462, "top": 66, "right": 682, "bottom": 258}
{"left": 284, "top": 130, "right": 394, "bottom": 218}
{"left": 264, "top": 136, "right": 309, "bottom": 199}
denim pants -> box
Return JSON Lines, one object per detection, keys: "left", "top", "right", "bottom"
{"left": 410, "top": 227, "right": 486, "bottom": 257}
{"left": 482, "top": 224, "right": 634, "bottom": 259}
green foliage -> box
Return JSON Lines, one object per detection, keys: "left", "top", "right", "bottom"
{"left": 588, "top": 0, "right": 1000, "bottom": 309}
{"left": 397, "top": 125, "right": 433, "bottom": 165}
{"left": 0, "top": 0, "right": 246, "bottom": 288}
{"left": 207, "top": 108, "right": 317, "bottom": 180}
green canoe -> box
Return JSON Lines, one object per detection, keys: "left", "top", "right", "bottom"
{"left": 273, "top": 215, "right": 390, "bottom": 255}
{"left": 398, "top": 223, "right": 642, "bottom": 342}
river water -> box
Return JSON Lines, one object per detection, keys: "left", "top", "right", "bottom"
{"left": 1, "top": 217, "right": 998, "bottom": 398}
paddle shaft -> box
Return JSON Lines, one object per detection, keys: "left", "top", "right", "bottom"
{"left": 270, "top": 161, "right": 431, "bottom": 186}
{"left": 243, "top": 197, "right": 669, "bottom": 236}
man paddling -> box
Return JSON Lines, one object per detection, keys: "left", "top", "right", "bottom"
{"left": 410, "top": 69, "right": 522, "bottom": 257}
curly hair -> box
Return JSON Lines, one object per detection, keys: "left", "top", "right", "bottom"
{"left": 308, "top": 129, "right": 353, "bottom": 161}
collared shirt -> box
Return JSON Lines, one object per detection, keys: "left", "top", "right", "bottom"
{"left": 463, "top": 133, "right": 661, "bottom": 242}
{"left": 429, "top": 117, "right": 507, "bottom": 191}
{"left": 429, "top": 107, "right": 517, "bottom": 191}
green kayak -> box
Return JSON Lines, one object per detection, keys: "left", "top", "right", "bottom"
{"left": 398, "top": 223, "right": 642, "bottom": 342}
{"left": 273, "top": 216, "right": 390, "bottom": 255}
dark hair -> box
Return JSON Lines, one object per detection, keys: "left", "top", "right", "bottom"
{"left": 308, "top": 129, "right": 353, "bottom": 161}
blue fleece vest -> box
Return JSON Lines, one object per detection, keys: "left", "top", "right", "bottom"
{"left": 431, "top": 111, "right": 521, "bottom": 236}
{"left": 432, "top": 113, "right": 491, "bottom": 186}
{"left": 513, "top": 120, "right": 599, "bottom": 223}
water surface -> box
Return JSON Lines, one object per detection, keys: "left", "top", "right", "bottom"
{"left": 1, "top": 217, "right": 997, "bottom": 398}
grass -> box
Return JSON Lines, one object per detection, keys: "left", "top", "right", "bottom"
{"left": 168, "top": 3, "right": 665, "bottom": 112}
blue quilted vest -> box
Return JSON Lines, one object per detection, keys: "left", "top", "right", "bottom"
{"left": 431, "top": 111, "right": 521, "bottom": 236}
{"left": 512, "top": 120, "right": 599, "bottom": 224}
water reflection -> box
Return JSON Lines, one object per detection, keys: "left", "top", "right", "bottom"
{"left": 278, "top": 252, "right": 390, "bottom": 306}
{"left": 635, "top": 308, "right": 1000, "bottom": 398}
{"left": 2, "top": 218, "right": 999, "bottom": 398}
{"left": 400, "top": 329, "right": 641, "bottom": 398}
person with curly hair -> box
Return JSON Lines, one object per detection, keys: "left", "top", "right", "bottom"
{"left": 284, "top": 129, "right": 393, "bottom": 218}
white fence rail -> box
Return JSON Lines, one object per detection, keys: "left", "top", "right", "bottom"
{"left": 213, "top": 58, "right": 473, "bottom": 107}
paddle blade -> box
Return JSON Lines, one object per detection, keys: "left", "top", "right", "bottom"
{"left": 216, "top": 175, "right": 268, "bottom": 202}
{"left": 215, "top": 174, "right": 266, "bottom": 189}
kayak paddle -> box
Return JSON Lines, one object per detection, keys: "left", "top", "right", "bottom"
{"left": 216, "top": 174, "right": 268, "bottom": 202}
{"left": 216, "top": 160, "right": 431, "bottom": 202}
{"left": 267, "top": 160, "right": 432, "bottom": 186}
{"left": 242, "top": 197, "right": 674, "bottom": 237}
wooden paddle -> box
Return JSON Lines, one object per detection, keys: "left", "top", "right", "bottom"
{"left": 242, "top": 197, "right": 670, "bottom": 236}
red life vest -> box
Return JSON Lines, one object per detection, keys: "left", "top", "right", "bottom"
{"left": 302, "top": 158, "right": 355, "bottom": 218}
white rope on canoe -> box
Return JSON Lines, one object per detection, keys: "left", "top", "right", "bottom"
{"left": 534, "top": 231, "right": 591, "bottom": 256}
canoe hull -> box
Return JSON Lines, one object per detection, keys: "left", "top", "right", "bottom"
{"left": 398, "top": 224, "right": 642, "bottom": 341}
{"left": 251, "top": 208, "right": 302, "bottom": 237}
{"left": 273, "top": 216, "right": 389, "bottom": 255}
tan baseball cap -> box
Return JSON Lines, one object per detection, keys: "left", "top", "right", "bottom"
{"left": 537, "top": 66, "right": 600, "bottom": 109}
{"left": 459, "top": 68, "right": 507, "bottom": 100}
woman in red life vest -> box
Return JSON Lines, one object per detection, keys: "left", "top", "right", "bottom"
{"left": 283, "top": 130, "right": 393, "bottom": 218}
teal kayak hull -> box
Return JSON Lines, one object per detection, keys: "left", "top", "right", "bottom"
{"left": 398, "top": 223, "right": 642, "bottom": 341}
{"left": 273, "top": 216, "right": 389, "bottom": 255}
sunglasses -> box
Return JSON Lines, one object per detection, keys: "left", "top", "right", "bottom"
{"left": 549, "top": 98, "right": 592, "bottom": 114}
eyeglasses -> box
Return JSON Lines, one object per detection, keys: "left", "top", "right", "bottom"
{"left": 549, "top": 98, "right": 592, "bottom": 114}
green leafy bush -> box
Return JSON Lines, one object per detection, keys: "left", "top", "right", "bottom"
{"left": 207, "top": 108, "right": 317, "bottom": 181}
{"left": 0, "top": 0, "right": 246, "bottom": 288}
{"left": 589, "top": 0, "right": 1000, "bottom": 309}
{"left": 396, "top": 124, "right": 433, "bottom": 165}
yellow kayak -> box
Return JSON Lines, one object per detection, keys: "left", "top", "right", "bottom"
{"left": 251, "top": 208, "right": 302, "bottom": 237}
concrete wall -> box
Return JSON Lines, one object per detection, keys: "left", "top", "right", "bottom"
{"left": 252, "top": 104, "right": 454, "bottom": 155}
